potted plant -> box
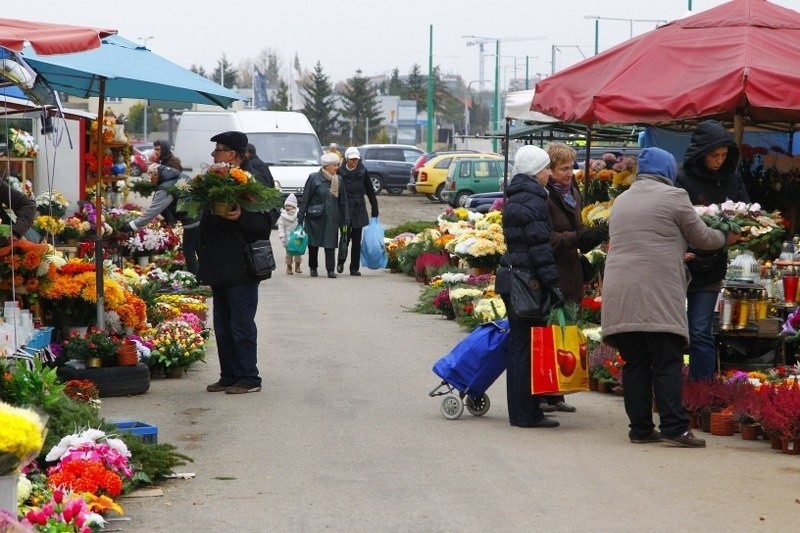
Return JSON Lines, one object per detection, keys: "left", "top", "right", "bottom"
{"left": 759, "top": 382, "right": 800, "bottom": 454}
{"left": 34, "top": 190, "right": 68, "bottom": 218}
{"left": 58, "top": 328, "right": 121, "bottom": 368}
{"left": 433, "top": 289, "right": 456, "bottom": 320}
{"left": 414, "top": 252, "right": 451, "bottom": 284}
{"left": 32, "top": 215, "right": 64, "bottom": 240}
{"left": 58, "top": 216, "right": 88, "bottom": 245}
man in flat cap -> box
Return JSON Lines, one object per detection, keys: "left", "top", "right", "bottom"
{"left": 199, "top": 130, "right": 271, "bottom": 395}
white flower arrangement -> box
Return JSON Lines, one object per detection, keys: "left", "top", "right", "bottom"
{"left": 126, "top": 224, "right": 170, "bottom": 253}
{"left": 582, "top": 326, "right": 603, "bottom": 343}
{"left": 473, "top": 297, "right": 506, "bottom": 322}
{"left": 440, "top": 272, "right": 470, "bottom": 285}
{"left": 8, "top": 128, "right": 38, "bottom": 158}
{"left": 169, "top": 270, "right": 197, "bottom": 289}
{"left": 449, "top": 287, "right": 483, "bottom": 303}
{"left": 35, "top": 190, "right": 69, "bottom": 210}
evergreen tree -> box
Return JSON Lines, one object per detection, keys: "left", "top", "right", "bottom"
{"left": 406, "top": 64, "right": 425, "bottom": 106}
{"left": 266, "top": 53, "right": 282, "bottom": 85}
{"left": 386, "top": 68, "right": 405, "bottom": 97}
{"left": 271, "top": 80, "right": 290, "bottom": 111}
{"left": 211, "top": 54, "right": 238, "bottom": 89}
{"left": 190, "top": 64, "right": 207, "bottom": 78}
{"left": 300, "top": 62, "right": 339, "bottom": 143}
{"left": 126, "top": 102, "right": 161, "bottom": 137}
{"left": 339, "top": 70, "right": 383, "bottom": 145}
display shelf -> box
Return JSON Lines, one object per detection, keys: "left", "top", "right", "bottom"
{"left": 0, "top": 157, "right": 35, "bottom": 183}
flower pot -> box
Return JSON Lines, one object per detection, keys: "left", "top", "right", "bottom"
{"left": 597, "top": 381, "right": 612, "bottom": 393}
{"left": 469, "top": 266, "right": 495, "bottom": 276}
{"left": 781, "top": 438, "right": 800, "bottom": 455}
{"left": 740, "top": 422, "right": 760, "bottom": 441}
{"left": 588, "top": 376, "right": 599, "bottom": 391}
{"left": 211, "top": 201, "right": 234, "bottom": 216}
{"left": 136, "top": 255, "right": 151, "bottom": 267}
{"left": 0, "top": 474, "right": 18, "bottom": 517}
{"left": 166, "top": 366, "right": 184, "bottom": 379}
{"left": 86, "top": 357, "right": 102, "bottom": 368}
{"left": 117, "top": 340, "right": 138, "bottom": 366}
{"left": 770, "top": 432, "right": 783, "bottom": 450}
{"left": 710, "top": 412, "right": 736, "bottom": 436}
{"left": 699, "top": 408, "right": 720, "bottom": 433}
{"left": 65, "top": 238, "right": 78, "bottom": 247}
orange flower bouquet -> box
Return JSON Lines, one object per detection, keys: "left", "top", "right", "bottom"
{"left": 175, "top": 162, "right": 281, "bottom": 218}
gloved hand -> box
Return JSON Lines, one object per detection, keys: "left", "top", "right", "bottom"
{"left": 371, "top": 207, "right": 379, "bottom": 218}
{"left": 577, "top": 226, "right": 609, "bottom": 251}
{"left": 548, "top": 286, "right": 566, "bottom": 308}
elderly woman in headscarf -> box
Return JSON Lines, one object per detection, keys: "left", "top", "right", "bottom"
{"left": 298, "top": 152, "right": 349, "bottom": 278}
{"left": 495, "top": 145, "right": 565, "bottom": 429}
{"left": 602, "top": 147, "right": 738, "bottom": 448}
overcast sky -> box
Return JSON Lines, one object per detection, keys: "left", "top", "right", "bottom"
{"left": 5, "top": 0, "right": 797, "bottom": 88}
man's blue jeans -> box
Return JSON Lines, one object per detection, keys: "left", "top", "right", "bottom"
{"left": 687, "top": 290, "right": 719, "bottom": 380}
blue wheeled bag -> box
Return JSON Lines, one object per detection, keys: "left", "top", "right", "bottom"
{"left": 429, "top": 319, "right": 509, "bottom": 420}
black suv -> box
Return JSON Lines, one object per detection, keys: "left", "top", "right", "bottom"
{"left": 358, "top": 144, "right": 424, "bottom": 195}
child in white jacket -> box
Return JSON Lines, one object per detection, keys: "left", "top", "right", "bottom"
{"left": 277, "top": 193, "right": 303, "bottom": 274}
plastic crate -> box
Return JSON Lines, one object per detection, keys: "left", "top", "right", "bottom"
{"left": 110, "top": 420, "right": 158, "bottom": 444}
{"left": 25, "top": 327, "right": 54, "bottom": 351}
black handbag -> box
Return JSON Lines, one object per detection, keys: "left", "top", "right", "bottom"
{"left": 243, "top": 239, "right": 276, "bottom": 279}
{"left": 307, "top": 204, "right": 325, "bottom": 218}
{"left": 508, "top": 266, "right": 550, "bottom": 320}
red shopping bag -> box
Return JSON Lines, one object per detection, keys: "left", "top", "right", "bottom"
{"left": 531, "top": 316, "right": 589, "bottom": 395}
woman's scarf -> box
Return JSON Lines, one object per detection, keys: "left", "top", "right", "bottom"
{"left": 321, "top": 168, "right": 340, "bottom": 198}
{"left": 551, "top": 180, "right": 576, "bottom": 208}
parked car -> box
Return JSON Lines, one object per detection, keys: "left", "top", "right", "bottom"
{"left": 358, "top": 144, "right": 424, "bottom": 195}
{"left": 129, "top": 142, "right": 154, "bottom": 176}
{"left": 414, "top": 152, "right": 501, "bottom": 203}
{"left": 440, "top": 157, "right": 505, "bottom": 207}
{"left": 407, "top": 150, "right": 479, "bottom": 194}
{"left": 463, "top": 191, "right": 503, "bottom": 213}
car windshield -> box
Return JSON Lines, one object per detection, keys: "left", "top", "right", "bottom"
{"left": 248, "top": 133, "right": 322, "bottom": 166}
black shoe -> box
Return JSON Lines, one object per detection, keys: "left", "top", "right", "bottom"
{"left": 630, "top": 430, "right": 662, "bottom": 444}
{"left": 336, "top": 263, "right": 344, "bottom": 273}
{"left": 206, "top": 380, "right": 235, "bottom": 392}
{"left": 660, "top": 430, "right": 706, "bottom": 448}
{"left": 517, "top": 417, "right": 560, "bottom": 428}
{"left": 327, "top": 271, "right": 337, "bottom": 278}
{"left": 350, "top": 270, "right": 361, "bottom": 276}
{"left": 554, "top": 401, "right": 577, "bottom": 412}
{"left": 539, "top": 402, "right": 557, "bottom": 413}
{"left": 310, "top": 269, "right": 318, "bottom": 277}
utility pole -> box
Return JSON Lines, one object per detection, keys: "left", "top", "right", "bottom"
{"left": 426, "top": 25, "right": 434, "bottom": 152}
{"left": 137, "top": 36, "right": 154, "bottom": 140}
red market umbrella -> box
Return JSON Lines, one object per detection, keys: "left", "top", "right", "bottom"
{"left": 0, "top": 17, "right": 114, "bottom": 55}
{"left": 533, "top": 0, "right": 800, "bottom": 130}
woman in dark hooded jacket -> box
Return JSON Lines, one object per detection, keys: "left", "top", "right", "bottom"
{"left": 676, "top": 120, "right": 749, "bottom": 381}
{"left": 336, "top": 146, "right": 378, "bottom": 276}
{"left": 153, "top": 139, "right": 182, "bottom": 171}
{"left": 495, "top": 145, "right": 565, "bottom": 429}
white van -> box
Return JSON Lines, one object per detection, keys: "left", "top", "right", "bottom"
{"left": 174, "top": 110, "right": 323, "bottom": 196}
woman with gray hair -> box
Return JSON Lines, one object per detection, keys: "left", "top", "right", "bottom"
{"left": 298, "top": 152, "right": 349, "bottom": 278}
{"left": 495, "top": 145, "right": 565, "bottom": 428}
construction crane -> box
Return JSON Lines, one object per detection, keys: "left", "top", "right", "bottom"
{"left": 461, "top": 35, "right": 546, "bottom": 94}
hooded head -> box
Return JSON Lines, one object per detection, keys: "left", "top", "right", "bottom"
{"left": 683, "top": 120, "right": 739, "bottom": 177}
{"left": 284, "top": 193, "right": 298, "bottom": 209}
{"left": 512, "top": 145, "right": 550, "bottom": 177}
{"left": 153, "top": 139, "right": 172, "bottom": 159}
{"left": 345, "top": 147, "right": 361, "bottom": 160}
{"left": 637, "top": 147, "right": 678, "bottom": 184}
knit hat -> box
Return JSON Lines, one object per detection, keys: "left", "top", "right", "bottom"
{"left": 345, "top": 147, "right": 361, "bottom": 160}
{"left": 512, "top": 145, "right": 550, "bottom": 177}
{"left": 321, "top": 152, "right": 340, "bottom": 165}
{"left": 636, "top": 147, "right": 678, "bottom": 184}
{"left": 284, "top": 193, "right": 298, "bottom": 207}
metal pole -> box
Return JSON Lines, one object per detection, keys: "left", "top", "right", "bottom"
{"left": 95, "top": 78, "right": 107, "bottom": 330}
{"left": 688, "top": 0, "right": 692, "bottom": 10}
{"left": 143, "top": 100, "right": 148, "bottom": 141}
{"left": 551, "top": 45, "right": 556, "bottom": 75}
{"left": 594, "top": 20, "right": 599, "bottom": 55}
{"left": 525, "top": 56, "right": 530, "bottom": 90}
{"left": 366, "top": 116, "right": 370, "bottom": 144}
{"left": 493, "top": 40, "right": 500, "bottom": 153}
{"left": 426, "top": 25, "right": 434, "bottom": 152}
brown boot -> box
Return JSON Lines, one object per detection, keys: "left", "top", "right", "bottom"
{"left": 286, "top": 265, "right": 293, "bottom": 275}
{"left": 294, "top": 262, "right": 302, "bottom": 274}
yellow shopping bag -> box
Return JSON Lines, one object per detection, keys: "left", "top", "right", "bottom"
{"left": 531, "top": 311, "right": 589, "bottom": 395}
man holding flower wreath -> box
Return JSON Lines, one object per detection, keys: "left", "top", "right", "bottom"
{"left": 199, "top": 131, "right": 273, "bottom": 395}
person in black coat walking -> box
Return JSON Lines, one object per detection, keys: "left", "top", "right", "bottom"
{"left": 337, "top": 147, "right": 379, "bottom": 275}
{"left": 199, "top": 131, "right": 271, "bottom": 395}
{"left": 495, "top": 145, "right": 565, "bottom": 429}
{"left": 676, "top": 120, "right": 749, "bottom": 381}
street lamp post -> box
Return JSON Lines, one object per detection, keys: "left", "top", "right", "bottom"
{"left": 584, "top": 15, "right": 667, "bottom": 55}
{"left": 138, "top": 36, "right": 154, "bottom": 141}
